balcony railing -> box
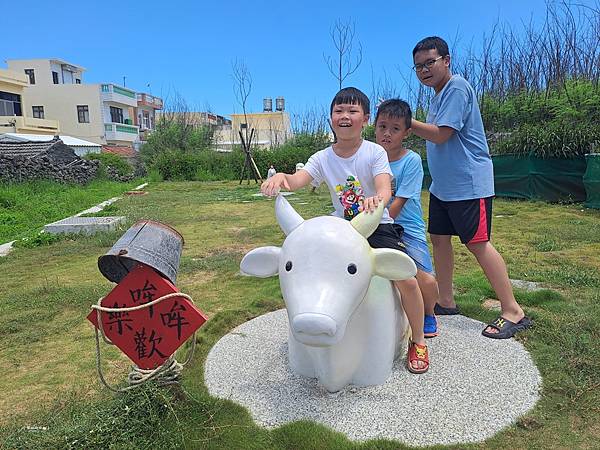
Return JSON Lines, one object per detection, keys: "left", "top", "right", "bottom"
{"left": 104, "top": 122, "right": 139, "bottom": 142}
{"left": 136, "top": 93, "right": 163, "bottom": 109}
{"left": 105, "top": 123, "right": 138, "bottom": 133}
{"left": 101, "top": 84, "right": 136, "bottom": 98}
{"left": 0, "top": 115, "right": 59, "bottom": 134}
{"left": 100, "top": 84, "right": 138, "bottom": 107}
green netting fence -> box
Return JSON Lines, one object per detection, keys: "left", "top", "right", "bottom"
{"left": 584, "top": 154, "right": 600, "bottom": 209}
{"left": 492, "top": 154, "right": 587, "bottom": 202}
{"left": 421, "top": 154, "right": 599, "bottom": 207}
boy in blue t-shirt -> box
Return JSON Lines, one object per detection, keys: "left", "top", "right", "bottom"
{"left": 409, "top": 36, "right": 531, "bottom": 339}
{"left": 375, "top": 99, "right": 440, "bottom": 338}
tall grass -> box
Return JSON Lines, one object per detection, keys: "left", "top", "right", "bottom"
{"left": 0, "top": 179, "right": 140, "bottom": 243}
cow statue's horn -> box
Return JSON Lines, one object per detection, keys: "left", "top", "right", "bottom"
{"left": 351, "top": 200, "right": 384, "bottom": 238}
{"left": 275, "top": 194, "right": 304, "bottom": 235}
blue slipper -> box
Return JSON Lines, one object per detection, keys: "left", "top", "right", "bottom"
{"left": 424, "top": 314, "right": 439, "bottom": 338}
{"left": 482, "top": 316, "right": 532, "bottom": 339}
{"left": 434, "top": 303, "right": 460, "bottom": 315}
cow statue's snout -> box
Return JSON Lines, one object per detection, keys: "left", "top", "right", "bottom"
{"left": 292, "top": 313, "right": 337, "bottom": 337}
{"left": 241, "top": 195, "right": 416, "bottom": 392}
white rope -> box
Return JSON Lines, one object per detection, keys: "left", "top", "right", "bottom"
{"left": 91, "top": 292, "right": 197, "bottom": 392}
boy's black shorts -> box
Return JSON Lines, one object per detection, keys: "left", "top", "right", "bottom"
{"left": 367, "top": 223, "right": 407, "bottom": 253}
{"left": 428, "top": 194, "right": 493, "bottom": 244}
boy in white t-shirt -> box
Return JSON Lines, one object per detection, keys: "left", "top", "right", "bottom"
{"left": 262, "top": 87, "right": 429, "bottom": 374}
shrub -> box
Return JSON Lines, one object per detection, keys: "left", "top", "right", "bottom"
{"left": 147, "top": 168, "right": 163, "bottom": 183}
{"left": 140, "top": 122, "right": 214, "bottom": 167}
{"left": 146, "top": 132, "right": 332, "bottom": 181}
{"left": 150, "top": 149, "right": 199, "bottom": 181}
{"left": 482, "top": 79, "right": 600, "bottom": 132}
{"left": 85, "top": 153, "right": 133, "bottom": 177}
{"left": 492, "top": 122, "right": 600, "bottom": 158}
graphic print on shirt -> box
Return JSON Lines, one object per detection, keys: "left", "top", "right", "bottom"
{"left": 335, "top": 175, "right": 365, "bottom": 220}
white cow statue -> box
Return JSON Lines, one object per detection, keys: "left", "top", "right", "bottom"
{"left": 240, "top": 195, "right": 417, "bottom": 392}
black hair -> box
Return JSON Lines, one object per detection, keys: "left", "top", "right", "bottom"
{"left": 330, "top": 87, "right": 370, "bottom": 115}
{"left": 412, "top": 36, "right": 450, "bottom": 58}
{"left": 375, "top": 99, "right": 412, "bottom": 129}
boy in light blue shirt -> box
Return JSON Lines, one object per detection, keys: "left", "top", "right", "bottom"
{"left": 263, "top": 87, "right": 430, "bottom": 373}
{"left": 375, "top": 99, "right": 440, "bottom": 338}
{"left": 410, "top": 36, "right": 531, "bottom": 339}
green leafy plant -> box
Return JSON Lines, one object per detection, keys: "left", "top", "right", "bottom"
{"left": 146, "top": 132, "right": 331, "bottom": 181}
{"left": 85, "top": 152, "right": 133, "bottom": 177}
{"left": 493, "top": 122, "right": 600, "bottom": 158}
{"left": 14, "top": 231, "right": 63, "bottom": 248}
{"left": 482, "top": 79, "right": 600, "bottom": 131}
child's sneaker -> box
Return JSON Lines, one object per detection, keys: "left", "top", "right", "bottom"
{"left": 424, "top": 314, "right": 439, "bottom": 338}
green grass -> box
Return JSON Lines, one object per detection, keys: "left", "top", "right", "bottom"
{"left": 0, "top": 181, "right": 599, "bottom": 449}
{"left": 0, "top": 179, "right": 142, "bottom": 243}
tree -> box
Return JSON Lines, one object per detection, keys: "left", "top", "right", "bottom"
{"left": 231, "top": 59, "right": 262, "bottom": 183}
{"left": 232, "top": 59, "right": 252, "bottom": 146}
{"left": 323, "top": 19, "right": 363, "bottom": 90}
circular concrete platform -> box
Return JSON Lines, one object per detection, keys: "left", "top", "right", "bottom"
{"left": 205, "top": 309, "right": 541, "bottom": 447}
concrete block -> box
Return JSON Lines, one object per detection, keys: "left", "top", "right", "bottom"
{"left": 44, "top": 216, "right": 126, "bottom": 235}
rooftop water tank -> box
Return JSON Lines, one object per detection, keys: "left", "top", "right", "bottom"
{"left": 263, "top": 98, "right": 273, "bottom": 112}
{"left": 276, "top": 97, "right": 285, "bottom": 111}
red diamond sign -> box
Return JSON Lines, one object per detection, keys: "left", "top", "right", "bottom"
{"left": 88, "top": 264, "right": 207, "bottom": 369}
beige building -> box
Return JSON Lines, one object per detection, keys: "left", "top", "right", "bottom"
{"left": 5, "top": 59, "right": 161, "bottom": 147}
{"left": 215, "top": 98, "right": 292, "bottom": 150}
{"left": 155, "top": 111, "right": 231, "bottom": 128}
{"left": 0, "top": 68, "right": 59, "bottom": 135}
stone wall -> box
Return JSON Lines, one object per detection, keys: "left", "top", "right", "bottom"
{"left": 0, "top": 154, "right": 100, "bottom": 184}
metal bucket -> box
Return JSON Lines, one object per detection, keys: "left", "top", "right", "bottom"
{"left": 98, "top": 220, "right": 184, "bottom": 284}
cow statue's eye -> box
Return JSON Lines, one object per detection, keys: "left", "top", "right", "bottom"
{"left": 285, "top": 261, "right": 293, "bottom": 271}
{"left": 347, "top": 263, "right": 357, "bottom": 275}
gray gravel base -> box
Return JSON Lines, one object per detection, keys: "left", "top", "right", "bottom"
{"left": 205, "top": 309, "right": 541, "bottom": 446}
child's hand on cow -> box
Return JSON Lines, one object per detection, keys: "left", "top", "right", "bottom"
{"left": 261, "top": 173, "right": 291, "bottom": 197}
{"left": 360, "top": 195, "right": 383, "bottom": 213}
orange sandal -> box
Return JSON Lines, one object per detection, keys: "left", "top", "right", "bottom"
{"left": 407, "top": 341, "right": 429, "bottom": 374}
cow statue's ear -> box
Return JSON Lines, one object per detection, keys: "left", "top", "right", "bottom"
{"left": 240, "top": 246, "right": 281, "bottom": 278}
{"left": 372, "top": 248, "right": 417, "bottom": 280}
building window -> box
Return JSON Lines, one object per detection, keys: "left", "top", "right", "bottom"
{"left": 143, "top": 110, "right": 150, "bottom": 129}
{"left": 52, "top": 71, "right": 59, "bottom": 84}
{"left": 0, "top": 91, "right": 22, "bottom": 116}
{"left": 32, "top": 106, "right": 44, "bottom": 119}
{"left": 77, "top": 105, "right": 89, "bottom": 123}
{"left": 24, "top": 69, "right": 35, "bottom": 85}
{"left": 110, "top": 106, "right": 123, "bottom": 123}
{"left": 240, "top": 123, "right": 248, "bottom": 130}
{"left": 75, "top": 79, "right": 81, "bottom": 84}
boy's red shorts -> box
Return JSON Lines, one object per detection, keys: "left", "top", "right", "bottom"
{"left": 427, "top": 194, "right": 493, "bottom": 244}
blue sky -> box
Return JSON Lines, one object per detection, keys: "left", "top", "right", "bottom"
{"left": 3, "top": 0, "right": 596, "bottom": 120}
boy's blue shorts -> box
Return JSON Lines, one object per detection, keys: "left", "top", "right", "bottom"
{"left": 402, "top": 233, "right": 434, "bottom": 274}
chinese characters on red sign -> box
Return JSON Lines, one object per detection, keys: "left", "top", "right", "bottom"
{"left": 88, "top": 264, "right": 207, "bottom": 369}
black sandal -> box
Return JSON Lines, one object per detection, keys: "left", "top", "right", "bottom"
{"left": 482, "top": 316, "right": 532, "bottom": 339}
{"left": 434, "top": 303, "right": 460, "bottom": 315}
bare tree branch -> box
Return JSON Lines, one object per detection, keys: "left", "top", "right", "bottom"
{"left": 323, "top": 19, "right": 363, "bottom": 90}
